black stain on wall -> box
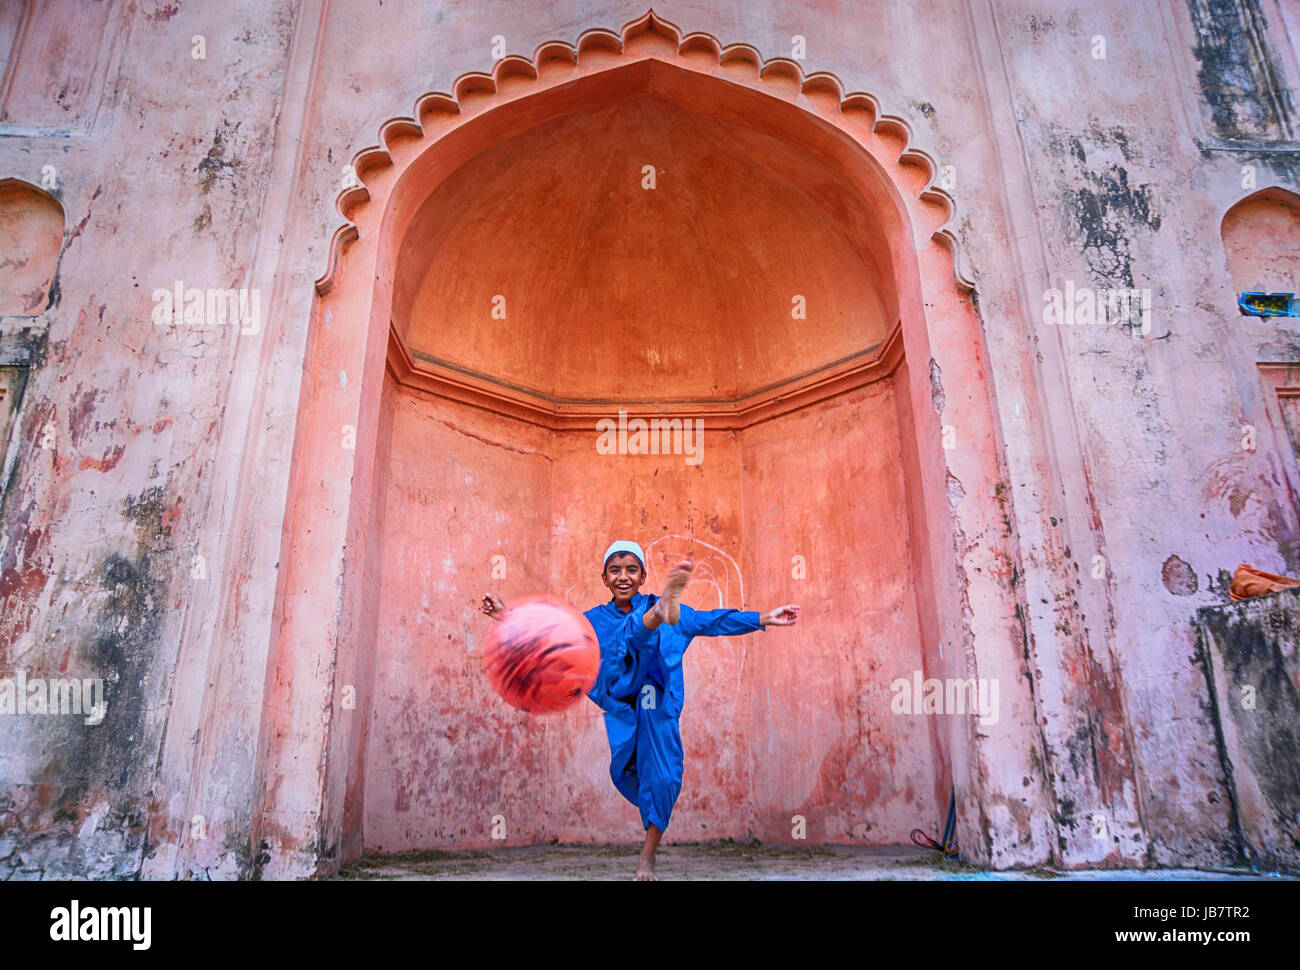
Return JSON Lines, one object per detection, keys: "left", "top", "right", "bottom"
{"left": 1052, "top": 126, "right": 1162, "bottom": 290}
{"left": 42, "top": 486, "right": 174, "bottom": 864}
{"left": 1186, "top": 0, "right": 1295, "bottom": 143}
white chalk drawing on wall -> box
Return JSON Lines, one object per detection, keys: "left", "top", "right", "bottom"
{"left": 644, "top": 535, "right": 745, "bottom": 609}
{"left": 649, "top": 535, "right": 751, "bottom": 698}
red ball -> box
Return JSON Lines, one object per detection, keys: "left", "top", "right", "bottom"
{"left": 482, "top": 597, "right": 600, "bottom": 714}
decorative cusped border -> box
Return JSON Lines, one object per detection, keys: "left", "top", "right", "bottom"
{"left": 314, "top": 8, "right": 976, "bottom": 296}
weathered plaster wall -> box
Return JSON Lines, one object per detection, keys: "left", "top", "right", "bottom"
{"left": 989, "top": 0, "right": 1300, "bottom": 867}
{"left": 739, "top": 377, "right": 936, "bottom": 844}
{"left": 1, "top": 0, "right": 299, "bottom": 880}
{"left": 365, "top": 386, "right": 553, "bottom": 850}
{"left": 1196, "top": 586, "right": 1300, "bottom": 873}
{"left": 0, "top": 0, "right": 1297, "bottom": 879}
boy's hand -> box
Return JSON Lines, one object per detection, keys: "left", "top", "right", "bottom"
{"left": 761, "top": 605, "right": 800, "bottom": 627}
{"left": 480, "top": 593, "right": 506, "bottom": 621}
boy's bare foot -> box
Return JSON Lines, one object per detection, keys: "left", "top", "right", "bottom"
{"left": 658, "top": 559, "right": 694, "bottom": 625}
{"left": 634, "top": 823, "right": 663, "bottom": 880}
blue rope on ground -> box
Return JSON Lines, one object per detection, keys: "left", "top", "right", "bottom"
{"left": 909, "top": 789, "right": 960, "bottom": 859}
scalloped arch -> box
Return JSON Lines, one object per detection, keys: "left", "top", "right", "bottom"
{"left": 314, "top": 8, "right": 975, "bottom": 296}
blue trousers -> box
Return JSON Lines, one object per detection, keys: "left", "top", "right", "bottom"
{"left": 602, "top": 683, "right": 683, "bottom": 832}
{"left": 585, "top": 594, "right": 763, "bottom": 833}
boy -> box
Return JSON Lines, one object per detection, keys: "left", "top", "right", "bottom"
{"left": 481, "top": 539, "right": 799, "bottom": 879}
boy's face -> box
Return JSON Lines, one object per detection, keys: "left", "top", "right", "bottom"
{"left": 602, "top": 553, "right": 645, "bottom": 607}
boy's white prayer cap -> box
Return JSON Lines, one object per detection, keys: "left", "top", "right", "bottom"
{"left": 602, "top": 540, "right": 645, "bottom": 570}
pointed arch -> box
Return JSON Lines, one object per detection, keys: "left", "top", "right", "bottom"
{"left": 1221, "top": 185, "right": 1300, "bottom": 298}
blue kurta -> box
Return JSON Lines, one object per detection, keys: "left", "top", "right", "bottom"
{"left": 584, "top": 592, "right": 764, "bottom": 831}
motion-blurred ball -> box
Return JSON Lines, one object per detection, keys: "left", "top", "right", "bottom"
{"left": 482, "top": 597, "right": 600, "bottom": 713}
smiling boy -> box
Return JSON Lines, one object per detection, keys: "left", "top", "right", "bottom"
{"left": 481, "top": 539, "right": 799, "bottom": 880}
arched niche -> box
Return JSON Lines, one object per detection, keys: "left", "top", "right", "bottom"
{"left": 0, "top": 178, "right": 64, "bottom": 316}
{"left": 1228, "top": 187, "right": 1300, "bottom": 528}
{"left": 1221, "top": 186, "right": 1300, "bottom": 296}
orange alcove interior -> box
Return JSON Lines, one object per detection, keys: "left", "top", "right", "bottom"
{"left": 356, "top": 75, "right": 940, "bottom": 850}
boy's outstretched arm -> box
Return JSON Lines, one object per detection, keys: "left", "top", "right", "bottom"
{"left": 639, "top": 558, "right": 801, "bottom": 635}
{"left": 760, "top": 605, "right": 800, "bottom": 627}
{"left": 678, "top": 602, "right": 800, "bottom": 638}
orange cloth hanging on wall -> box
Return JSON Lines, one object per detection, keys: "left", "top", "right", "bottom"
{"left": 1228, "top": 563, "right": 1300, "bottom": 602}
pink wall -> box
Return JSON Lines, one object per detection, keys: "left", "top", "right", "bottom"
{"left": 739, "top": 378, "right": 936, "bottom": 843}
{"left": 364, "top": 387, "right": 554, "bottom": 849}
{"left": 5, "top": 1, "right": 1298, "bottom": 880}
{"left": 362, "top": 369, "right": 934, "bottom": 851}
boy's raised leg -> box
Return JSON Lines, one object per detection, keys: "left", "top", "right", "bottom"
{"left": 642, "top": 559, "right": 695, "bottom": 629}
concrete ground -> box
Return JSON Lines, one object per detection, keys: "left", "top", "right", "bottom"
{"left": 334, "top": 842, "right": 1294, "bottom": 881}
